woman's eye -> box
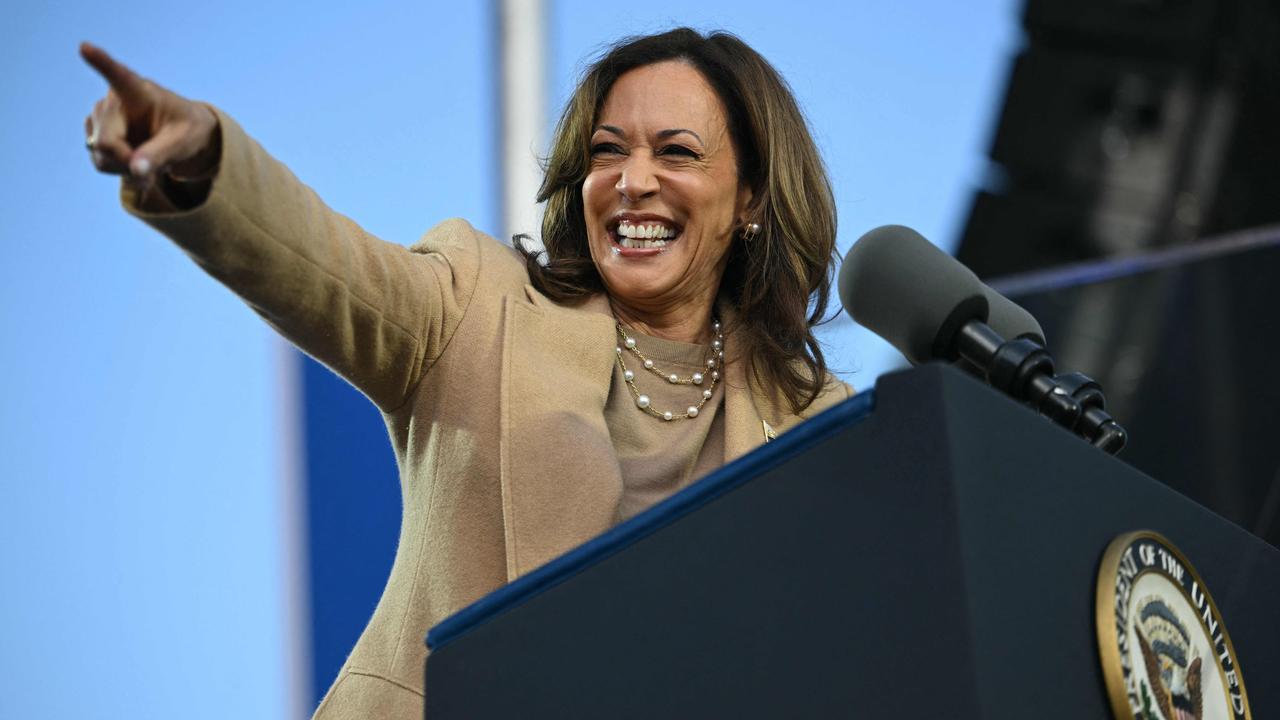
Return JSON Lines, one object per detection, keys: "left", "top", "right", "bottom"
{"left": 590, "top": 143, "right": 623, "bottom": 156}
{"left": 659, "top": 145, "right": 699, "bottom": 158}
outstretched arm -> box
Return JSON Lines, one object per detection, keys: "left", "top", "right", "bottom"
{"left": 80, "top": 43, "right": 476, "bottom": 412}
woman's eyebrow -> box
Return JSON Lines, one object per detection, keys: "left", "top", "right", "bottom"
{"left": 591, "top": 125, "right": 704, "bottom": 146}
{"left": 657, "top": 128, "right": 703, "bottom": 145}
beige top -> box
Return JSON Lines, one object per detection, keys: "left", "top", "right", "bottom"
{"left": 608, "top": 330, "right": 726, "bottom": 521}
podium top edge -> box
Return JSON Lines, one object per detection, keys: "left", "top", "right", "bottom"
{"left": 425, "top": 387, "right": 878, "bottom": 651}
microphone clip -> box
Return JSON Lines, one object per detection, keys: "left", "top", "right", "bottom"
{"left": 954, "top": 320, "right": 1128, "bottom": 455}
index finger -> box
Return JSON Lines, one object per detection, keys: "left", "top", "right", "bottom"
{"left": 79, "top": 42, "right": 148, "bottom": 104}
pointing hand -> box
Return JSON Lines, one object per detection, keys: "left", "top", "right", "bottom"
{"left": 80, "top": 42, "right": 220, "bottom": 184}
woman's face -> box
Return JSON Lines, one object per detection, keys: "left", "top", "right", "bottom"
{"left": 583, "top": 61, "right": 751, "bottom": 314}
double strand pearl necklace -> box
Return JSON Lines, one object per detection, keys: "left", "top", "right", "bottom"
{"left": 615, "top": 319, "right": 724, "bottom": 422}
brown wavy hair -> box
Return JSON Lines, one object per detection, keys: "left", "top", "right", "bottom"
{"left": 518, "top": 28, "right": 838, "bottom": 413}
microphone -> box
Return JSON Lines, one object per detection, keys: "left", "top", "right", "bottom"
{"left": 838, "top": 225, "right": 1044, "bottom": 360}
{"left": 838, "top": 225, "right": 987, "bottom": 365}
{"left": 983, "top": 285, "right": 1045, "bottom": 347}
{"left": 838, "top": 225, "right": 1126, "bottom": 454}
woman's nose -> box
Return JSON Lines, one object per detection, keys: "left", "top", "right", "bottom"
{"left": 615, "top": 155, "right": 659, "bottom": 200}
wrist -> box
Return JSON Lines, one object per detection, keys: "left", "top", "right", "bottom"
{"left": 157, "top": 171, "right": 213, "bottom": 210}
{"left": 164, "top": 162, "right": 218, "bottom": 184}
{"left": 167, "top": 105, "right": 222, "bottom": 183}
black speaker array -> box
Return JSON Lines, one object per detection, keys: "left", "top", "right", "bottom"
{"left": 957, "top": 0, "right": 1280, "bottom": 277}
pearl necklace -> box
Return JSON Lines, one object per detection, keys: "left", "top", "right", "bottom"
{"left": 614, "top": 320, "right": 724, "bottom": 422}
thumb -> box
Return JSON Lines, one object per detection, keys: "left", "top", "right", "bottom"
{"left": 128, "top": 124, "right": 191, "bottom": 179}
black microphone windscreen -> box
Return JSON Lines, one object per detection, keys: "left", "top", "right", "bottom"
{"left": 838, "top": 225, "right": 988, "bottom": 365}
{"left": 982, "top": 285, "right": 1045, "bottom": 346}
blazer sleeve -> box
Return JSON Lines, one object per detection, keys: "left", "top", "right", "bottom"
{"left": 121, "top": 107, "right": 480, "bottom": 412}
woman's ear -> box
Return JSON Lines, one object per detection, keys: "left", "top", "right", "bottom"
{"left": 735, "top": 182, "right": 754, "bottom": 219}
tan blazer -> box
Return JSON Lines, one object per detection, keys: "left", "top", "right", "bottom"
{"left": 126, "top": 110, "right": 853, "bottom": 719}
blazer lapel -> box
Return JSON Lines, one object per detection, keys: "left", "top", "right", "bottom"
{"left": 723, "top": 352, "right": 770, "bottom": 463}
{"left": 720, "top": 303, "right": 775, "bottom": 462}
{"left": 719, "top": 303, "right": 826, "bottom": 462}
{"left": 498, "top": 290, "right": 622, "bottom": 580}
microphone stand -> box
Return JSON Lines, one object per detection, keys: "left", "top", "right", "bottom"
{"left": 953, "top": 320, "right": 1128, "bottom": 455}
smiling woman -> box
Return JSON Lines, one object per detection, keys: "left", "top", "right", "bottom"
{"left": 81, "top": 26, "right": 851, "bottom": 719}
{"left": 529, "top": 30, "right": 841, "bottom": 415}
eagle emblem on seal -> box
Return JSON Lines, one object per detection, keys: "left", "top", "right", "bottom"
{"left": 1134, "top": 596, "right": 1203, "bottom": 720}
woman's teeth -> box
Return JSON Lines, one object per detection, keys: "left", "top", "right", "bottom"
{"left": 616, "top": 220, "right": 677, "bottom": 248}
{"left": 618, "top": 237, "right": 668, "bottom": 249}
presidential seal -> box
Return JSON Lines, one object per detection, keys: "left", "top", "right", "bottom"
{"left": 1096, "top": 531, "right": 1252, "bottom": 720}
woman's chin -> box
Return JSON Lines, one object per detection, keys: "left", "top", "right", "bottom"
{"left": 599, "top": 264, "right": 682, "bottom": 304}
